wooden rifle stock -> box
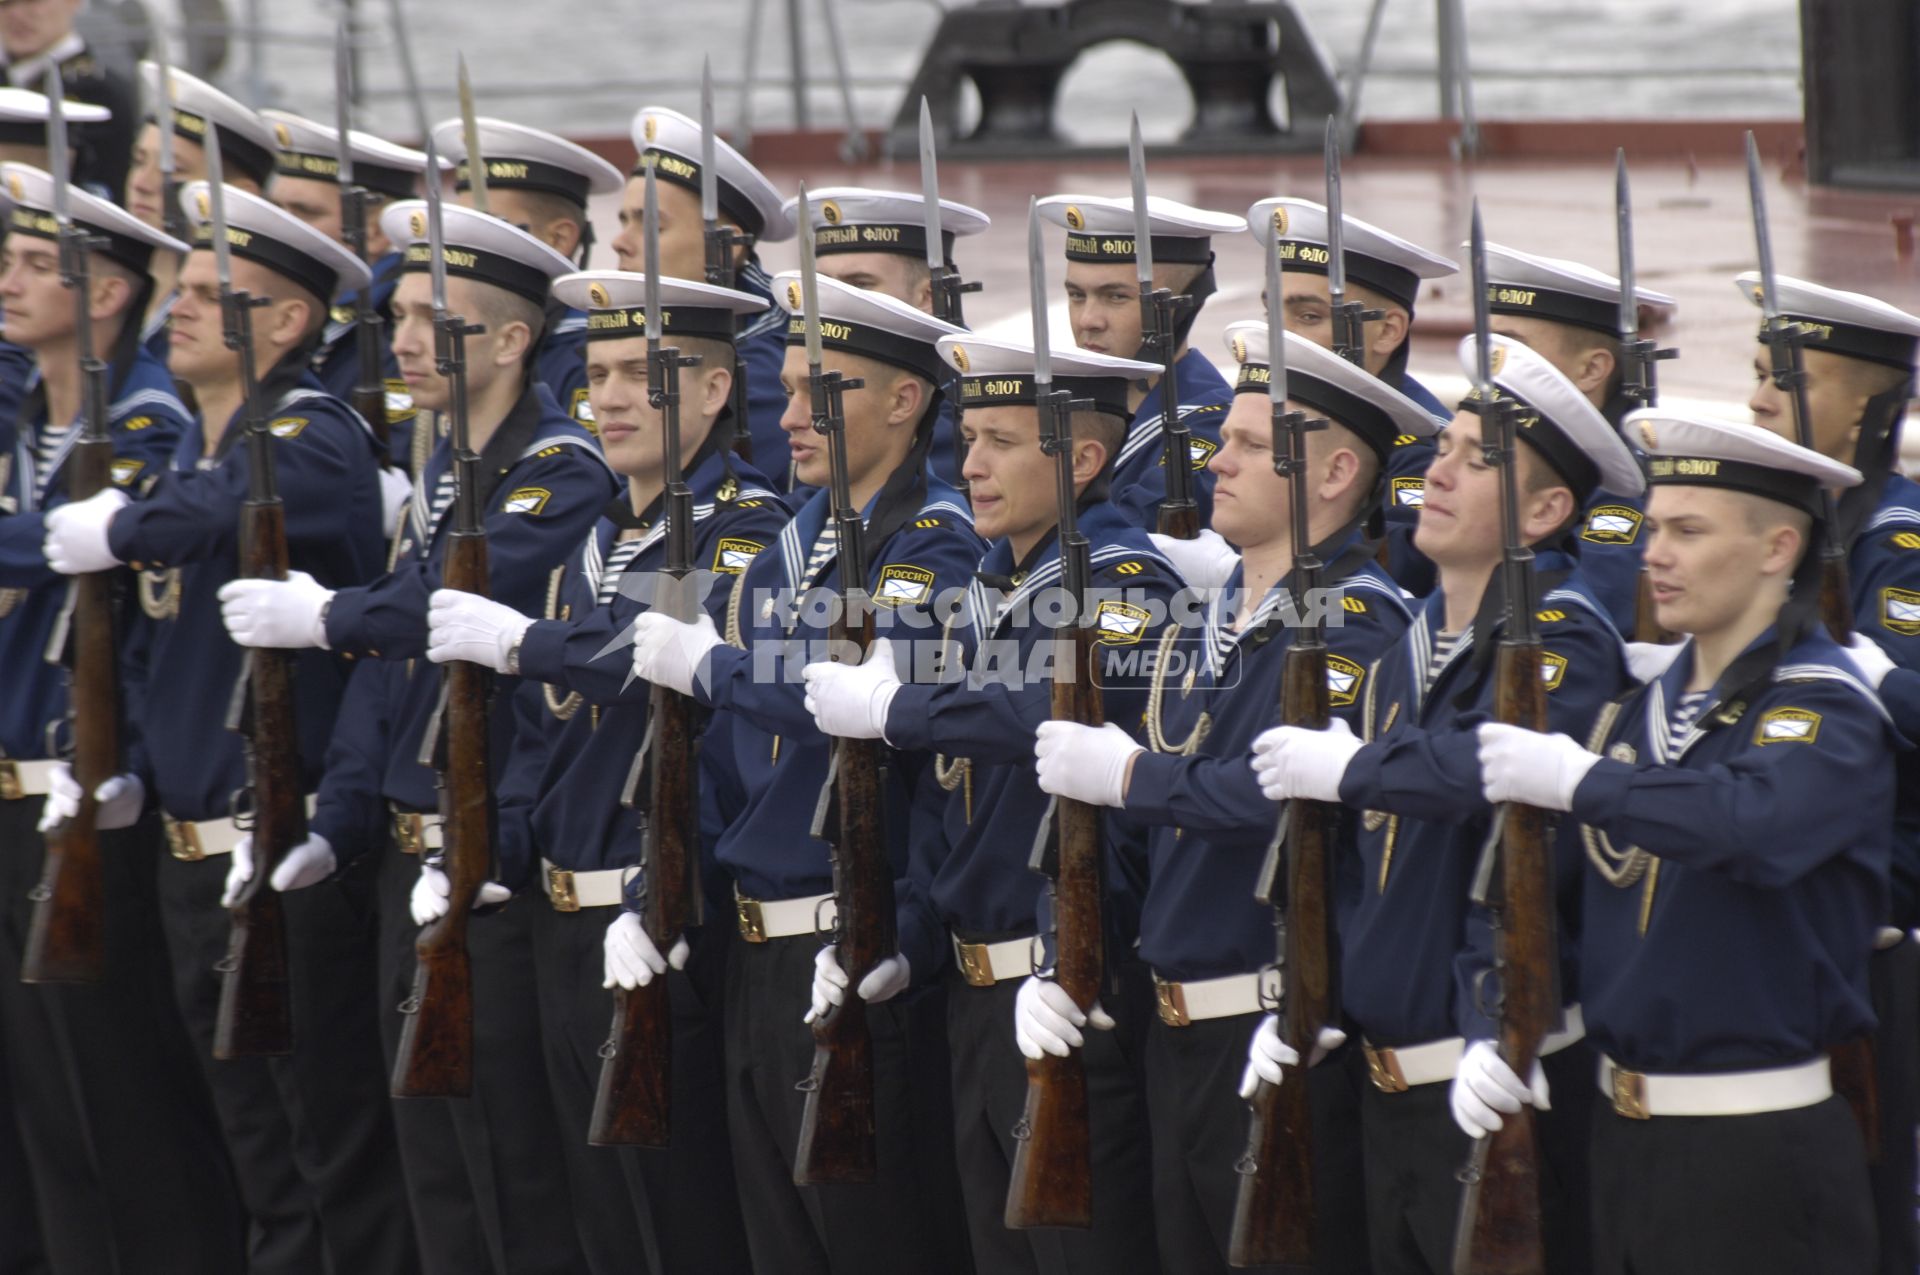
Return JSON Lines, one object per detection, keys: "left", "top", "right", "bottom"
{"left": 21, "top": 431, "right": 116, "bottom": 985}
{"left": 1452, "top": 642, "right": 1554, "bottom": 1275}
{"left": 391, "top": 529, "right": 492, "bottom": 1098}
{"left": 1228, "top": 640, "right": 1333, "bottom": 1267}
{"left": 1005, "top": 623, "right": 1105, "bottom": 1230}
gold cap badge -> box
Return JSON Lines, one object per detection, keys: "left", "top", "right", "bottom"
{"left": 409, "top": 210, "right": 426, "bottom": 237}
{"left": 1637, "top": 420, "right": 1658, "bottom": 450}
{"left": 195, "top": 190, "right": 210, "bottom": 218}
{"left": 588, "top": 282, "right": 611, "bottom": 308}
{"left": 643, "top": 115, "right": 658, "bottom": 142}
{"left": 950, "top": 344, "right": 969, "bottom": 372}
{"left": 821, "top": 200, "right": 842, "bottom": 225}
{"left": 1488, "top": 344, "right": 1507, "bottom": 376}
{"left": 1271, "top": 207, "right": 1288, "bottom": 236}
{"left": 1230, "top": 334, "right": 1247, "bottom": 363}
{"left": 272, "top": 121, "right": 292, "bottom": 148}
{"left": 785, "top": 280, "right": 802, "bottom": 310}
{"left": 1064, "top": 205, "right": 1084, "bottom": 231}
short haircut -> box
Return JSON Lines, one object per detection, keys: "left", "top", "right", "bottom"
{"left": 1068, "top": 408, "right": 1126, "bottom": 467}
{"left": 469, "top": 284, "right": 547, "bottom": 366}
{"left": 514, "top": 188, "right": 590, "bottom": 244}
{"left": 1740, "top": 492, "right": 1813, "bottom": 559}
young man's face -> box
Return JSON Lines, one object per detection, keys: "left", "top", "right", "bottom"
{"left": 612, "top": 175, "right": 707, "bottom": 279}
{"left": 388, "top": 272, "right": 515, "bottom": 413}
{"left": 0, "top": 232, "right": 75, "bottom": 348}
{"left": 1207, "top": 394, "right": 1292, "bottom": 553}
{"left": 1064, "top": 259, "right": 1145, "bottom": 361}
{"left": 125, "top": 122, "right": 165, "bottom": 229}
{"left": 1747, "top": 346, "right": 1878, "bottom": 464}
{"left": 269, "top": 173, "right": 344, "bottom": 244}
{"left": 1642, "top": 485, "right": 1796, "bottom": 638}
{"left": 820, "top": 251, "right": 932, "bottom": 314}
{"left": 958, "top": 403, "right": 1056, "bottom": 546}
{"left": 1415, "top": 407, "right": 1566, "bottom": 570}
{"left": 0, "top": 0, "right": 79, "bottom": 61}
{"left": 776, "top": 345, "right": 918, "bottom": 494}
{"left": 584, "top": 335, "right": 721, "bottom": 481}
{"left": 170, "top": 251, "right": 289, "bottom": 385}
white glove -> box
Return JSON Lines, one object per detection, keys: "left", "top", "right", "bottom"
{"left": 1149, "top": 527, "right": 1240, "bottom": 591}
{"left": 801, "top": 637, "right": 902, "bottom": 740}
{"left": 805, "top": 944, "right": 911, "bottom": 1022}
{"left": 1844, "top": 633, "right": 1896, "bottom": 692}
{"left": 426, "top": 588, "right": 533, "bottom": 671}
{"left": 378, "top": 466, "right": 414, "bottom": 533}
{"left": 42, "top": 488, "right": 130, "bottom": 575}
{"left": 218, "top": 571, "right": 334, "bottom": 649}
{"left": 1250, "top": 717, "right": 1362, "bottom": 803}
{"left": 1477, "top": 722, "right": 1600, "bottom": 812}
{"left": 221, "top": 831, "right": 337, "bottom": 906}
{"left": 37, "top": 764, "right": 143, "bottom": 832}
{"left": 1237, "top": 1014, "right": 1350, "bottom": 1096}
{"left": 1450, "top": 1039, "right": 1550, "bottom": 1139}
{"left": 1034, "top": 720, "right": 1141, "bottom": 808}
{"left": 600, "top": 911, "right": 691, "bottom": 990}
{"left": 1625, "top": 640, "right": 1684, "bottom": 684}
{"left": 629, "top": 612, "right": 722, "bottom": 696}
{"left": 1013, "top": 976, "right": 1115, "bottom": 1060}
{"left": 409, "top": 863, "right": 511, "bottom": 925}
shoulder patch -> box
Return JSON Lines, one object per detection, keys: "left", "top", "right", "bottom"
{"left": 738, "top": 499, "right": 765, "bottom": 509}
{"left": 1754, "top": 706, "right": 1821, "bottom": 746}
{"left": 1890, "top": 531, "right": 1920, "bottom": 551}
{"left": 1341, "top": 595, "right": 1367, "bottom": 614}
{"left": 109, "top": 458, "right": 145, "bottom": 486}
{"left": 385, "top": 378, "right": 417, "bottom": 423}
{"left": 569, "top": 387, "right": 595, "bottom": 428}
{"left": 502, "top": 486, "right": 552, "bottom": 515}
{"left": 1882, "top": 587, "right": 1920, "bottom": 635}
{"left": 713, "top": 537, "right": 764, "bottom": 574}
{"left": 268, "top": 416, "right": 308, "bottom": 439}
{"left": 875, "top": 563, "right": 935, "bottom": 607}
{"left": 123, "top": 415, "right": 153, "bottom": 431}
{"left": 1536, "top": 608, "right": 1568, "bottom": 624}
{"left": 1539, "top": 650, "right": 1568, "bottom": 691}
{"left": 1094, "top": 599, "right": 1150, "bottom": 645}
{"left": 1111, "top": 560, "right": 1145, "bottom": 577}
{"left": 1185, "top": 437, "right": 1217, "bottom": 470}
{"left": 1393, "top": 433, "right": 1420, "bottom": 448}
{"left": 913, "top": 517, "right": 943, "bottom": 529}
{"left": 1391, "top": 476, "right": 1425, "bottom": 507}
{"left": 1326, "top": 653, "right": 1364, "bottom": 707}
{"left": 1581, "top": 504, "right": 1643, "bottom": 545}
{"left": 534, "top": 445, "right": 564, "bottom": 458}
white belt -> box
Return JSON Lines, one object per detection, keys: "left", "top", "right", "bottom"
{"left": 953, "top": 934, "right": 1037, "bottom": 987}
{"left": 1598, "top": 1052, "right": 1832, "bottom": 1119}
{"left": 1153, "top": 969, "right": 1278, "bottom": 1026}
{"left": 540, "top": 859, "right": 627, "bottom": 912}
{"left": 163, "top": 794, "right": 320, "bottom": 862}
{"left": 734, "top": 890, "right": 836, "bottom": 943}
{"left": 1366, "top": 1005, "right": 1586, "bottom": 1093}
{"left": 0, "top": 759, "right": 61, "bottom": 801}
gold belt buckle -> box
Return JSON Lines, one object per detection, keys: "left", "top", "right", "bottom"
{"left": 547, "top": 865, "right": 579, "bottom": 913}
{"left": 392, "top": 812, "right": 422, "bottom": 855}
{"left": 0, "top": 760, "right": 21, "bottom": 802}
{"left": 955, "top": 940, "right": 994, "bottom": 988}
{"left": 1154, "top": 975, "right": 1191, "bottom": 1028}
{"left": 1610, "top": 1066, "right": 1651, "bottom": 1119}
{"left": 1364, "top": 1043, "right": 1410, "bottom": 1093}
{"left": 735, "top": 894, "right": 766, "bottom": 943}
{"left": 164, "top": 817, "right": 205, "bottom": 862}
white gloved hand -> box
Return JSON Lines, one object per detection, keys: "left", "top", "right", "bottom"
{"left": 1149, "top": 527, "right": 1240, "bottom": 591}
{"left": 378, "top": 466, "right": 414, "bottom": 534}
{"left": 1250, "top": 717, "right": 1362, "bottom": 803}
{"left": 801, "top": 637, "right": 902, "bottom": 740}
{"left": 600, "top": 911, "right": 691, "bottom": 990}
{"left": 426, "top": 588, "right": 533, "bottom": 671}
{"left": 218, "top": 571, "right": 334, "bottom": 649}
{"left": 1034, "top": 720, "right": 1141, "bottom": 808}
{"left": 1013, "top": 976, "right": 1115, "bottom": 1060}
{"left": 409, "top": 863, "right": 512, "bottom": 925}
{"left": 42, "top": 487, "right": 130, "bottom": 575}
{"left": 37, "top": 764, "right": 143, "bottom": 832}
{"left": 1844, "top": 633, "right": 1896, "bottom": 692}
{"left": 221, "top": 831, "right": 337, "bottom": 906}
{"left": 1625, "top": 640, "right": 1685, "bottom": 684}
{"left": 1237, "top": 1014, "right": 1350, "bottom": 1096}
{"left": 1477, "top": 722, "right": 1600, "bottom": 812}
{"left": 1450, "top": 1038, "right": 1550, "bottom": 1139}
{"left": 805, "top": 944, "right": 911, "bottom": 1022}
{"left": 629, "top": 612, "right": 722, "bottom": 696}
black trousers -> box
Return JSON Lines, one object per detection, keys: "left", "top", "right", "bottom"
{"left": 1360, "top": 1044, "right": 1591, "bottom": 1275}
{"left": 946, "top": 965, "right": 1160, "bottom": 1274}
{"left": 0, "top": 1038, "right": 47, "bottom": 1275}
{"left": 374, "top": 837, "right": 586, "bottom": 1275}
{"left": 158, "top": 846, "right": 418, "bottom": 1274}
{"left": 1591, "top": 1090, "right": 1874, "bottom": 1274}
{"left": 526, "top": 898, "right": 752, "bottom": 1275}
{"left": 1869, "top": 939, "right": 1919, "bottom": 1275}
{"left": 722, "top": 928, "right": 972, "bottom": 1275}
{"left": 1146, "top": 1015, "right": 1371, "bottom": 1275}
{"left": 0, "top": 800, "right": 245, "bottom": 1275}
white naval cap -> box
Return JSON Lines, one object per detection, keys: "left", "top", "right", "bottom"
{"left": 772, "top": 270, "right": 962, "bottom": 382}
{"left": 937, "top": 333, "right": 1157, "bottom": 420}
{"left": 139, "top": 62, "right": 278, "bottom": 184}
{"left": 1, "top": 162, "right": 186, "bottom": 271}
{"left": 181, "top": 179, "right": 370, "bottom": 299}
{"left": 631, "top": 104, "right": 792, "bottom": 242}
{"left": 1223, "top": 320, "right": 1440, "bottom": 459}
{"left": 1477, "top": 241, "right": 1676, "bottom": 336}
{"left": 0, "top": 86, "right": 108, "bottom": 127}
{"left": 552, "top": 269, "right": 766, "bottom": 343}
{"left": 380, "top": 200, "right": 575, "bottom": 305}
{"left": 1249, "top": 198, "right": 1457, "bottom": 311}
{"left": 1458, "top": 333, "right": 1645, "bottom": 498}
{"left": 1733, "top": 272, "right": 1920, "bottom": 371}
{"left": 429, "top": 116, "right": 623, "bottom": 209}
{"left": 782, "top": 186, "right": 989, "bottom": 263}
{"left": 1625, "top": 408, "right": 1861, "bottom": 516}
{"left": 1035, "top": 193, "right": 1245, "bottom": 265}
{"left": 261, "top": 109, "right": 440, "bottom": 201}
